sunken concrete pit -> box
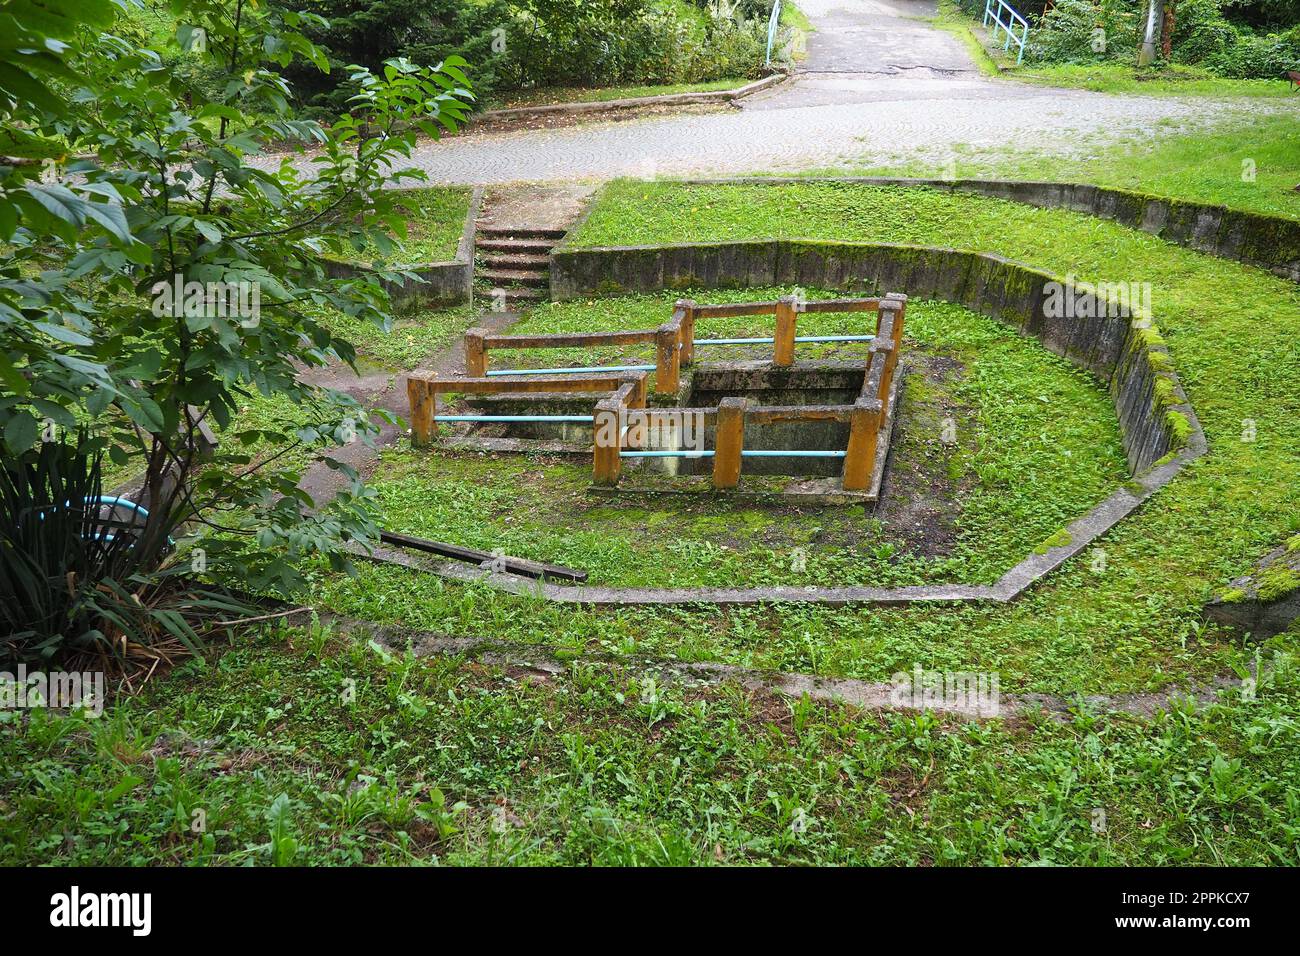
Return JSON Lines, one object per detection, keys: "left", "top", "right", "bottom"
{"left": 415, "top": 295, "right": 908, "bottom": 503}
{"left": 397, "top": 240, "right": 1205, "bottom": 607}
{"left": 447, "top": 357, "right": 902, "bottom": 499}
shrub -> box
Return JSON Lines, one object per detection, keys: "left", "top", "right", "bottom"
{"left": 0, "top": 434, "right": 242, "bottom": 667}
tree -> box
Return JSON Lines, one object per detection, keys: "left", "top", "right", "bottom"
{"left": 1140, "top": 0, "right": 1163, "bottom": 64}
{"left": 0, "top": 0, "right": 473, "bottom": 659}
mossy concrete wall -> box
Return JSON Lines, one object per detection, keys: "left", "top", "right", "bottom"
{"left": 321, "top": 186, "right": 483, "bottom": 309}
{"left": 551, "top": 239, "right": 1191, "bottom": 473}
{"left": 1205, "top": 539, "right": 1300, "bottom": 638}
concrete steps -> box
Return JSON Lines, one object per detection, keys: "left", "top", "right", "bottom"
{"left": 474, "top": 223, "right": 567, "bottom": 305}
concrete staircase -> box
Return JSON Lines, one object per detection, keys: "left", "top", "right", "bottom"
{"left": 474, "top": 226, "right": 566, "bottom": 307}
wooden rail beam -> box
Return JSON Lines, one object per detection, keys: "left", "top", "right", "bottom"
{"left": 801, "top": 298, "right": 882, "bottom": 314}
{"left": 482, "top": 328, "right": 658, "bottom": 349}
{"left": 416, "top": 372, "right": 640, "bottom": 395}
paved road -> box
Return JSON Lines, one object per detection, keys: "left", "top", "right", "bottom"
{"left": 271, "top": 0, "right": 1263, "bottom": 183}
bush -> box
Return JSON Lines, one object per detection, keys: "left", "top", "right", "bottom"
{"left": 1020, "top": 0, "right": 1300, "bottom": 79}
{"left": 1026, "top": 0, "right": 1144, "bottom": 64}
{"left": 1204, "top": 27, "right": 1300, "bottom": 77}
{"left": 293, "top": 0, "right": 774, "bottom": 110}
{"left": 0, "top": 435, "right": 241, "bottom": 667}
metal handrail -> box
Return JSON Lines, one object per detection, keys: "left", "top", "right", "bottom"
{"left": 765, "top": 0, "right": 783, "bottom": 67}
{"left": 983, "top": 0, "right": 1029, "bottom": 65}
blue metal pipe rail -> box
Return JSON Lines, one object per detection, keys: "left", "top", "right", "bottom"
{"left": 620, "top": 449, "right": 847, "bottom": 458}
{"left": 765, "top": 0, "right": 783, "bottom": 68}
{"left": 695, "top": 334, "right": 875, "bottom": 346}
{"left": 983, "top": 0, "right": 1029, "bottom": 65}
{"left": 437, "top": 415, "right": 593, "bottom": 422}
{"left": 486, "top": 364, "right": 655, "bottom": 376}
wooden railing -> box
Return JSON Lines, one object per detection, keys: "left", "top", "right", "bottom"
{"left": 414, "top": 293, "right": 907, "bottom": 493}
{"left": 463, "top": 296, "right": 888, "bottom": 395}
{"left": 406, "top": 370, "right": 648, "bottom": 447}
{"left": 588, "top": 294, "right": 907, "bottom": 491}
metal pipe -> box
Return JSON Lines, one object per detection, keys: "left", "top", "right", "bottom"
{"left": 741, "top": 450, "right": 847, "bottom": 458}
{"left": 620, "top": 450, "right": 716, "bottom": 458}
{"left": 765, "top": 0, "right": 783, "bottom": 67}
{"left": 694, "top": 334, "right": 876, "bottom": 345}
{"left": 486, "top": 364, "right": 655, "bottom": 376}
{"left": 437, "top": 415, "right": 594, "bottom": 422}
{"left": 618, "top": 449, "right": 848, "bottom": 458}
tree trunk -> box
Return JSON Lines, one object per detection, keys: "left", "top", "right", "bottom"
{"left": 1138, "top": 0, "right": 1161, "bottom": 67}
{"left": 1161, "top": 2, "right": 1176, "bottom": 59}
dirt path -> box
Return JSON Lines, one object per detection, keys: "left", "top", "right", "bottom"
{"left": 296, "top": 183, "right": 595, "bottom": 508}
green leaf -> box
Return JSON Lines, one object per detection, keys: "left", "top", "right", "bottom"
{"left": 33, "top": 321, "right": 93, "bottom": 346}
{"left": 22, "top": 183, "right": 87, "bottom": 227}
{"left": 3, "top": 410, "right": 38, "bottom": 452}
{"left": 0, "top": 353, "right": 29, "bottom": 396}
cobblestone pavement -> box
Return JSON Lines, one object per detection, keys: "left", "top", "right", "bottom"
{"left": 263, "top": 0, "right": 1268, "bottom": 184}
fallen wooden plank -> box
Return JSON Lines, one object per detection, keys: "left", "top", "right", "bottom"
{"left": 378, "top": 530, "right": 588, "bottom": 583}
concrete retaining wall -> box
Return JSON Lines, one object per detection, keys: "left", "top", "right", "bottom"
{"left": 322, "top": 186, "right": 483, "bottom": 309}
{"left": 552, "top": 239, "right": 1192, "bottom": 473}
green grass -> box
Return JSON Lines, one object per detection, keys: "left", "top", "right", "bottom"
{"left": 823, "top": 114, "right": 1300, "bottom": 221}
{"left": 496, "top": 78, "right": 752, "bottom": 110}
{"left": 929, "top": 1, "right": 1000, "bottom": 78}
{"left": 2, "top": 622, "right": 1297, "bottom": 865}
{"left": 1010, "top": 61, "right": 1297, "bottom": 99}
{"left": 328, "top": 187, "right": 470, "bottom": 266}
{"left": 317, "top": 303, "right": 476, "bottom": 369}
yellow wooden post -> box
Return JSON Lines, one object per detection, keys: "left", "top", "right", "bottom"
{"left": 872, "top": 335, "right": 896, "bottom": 416}
{"left": 655, "top": 324, "right": 681, "bottom": 395}
{"left": 842, "top": 396, "right": 882, "bottom": 491}
{"left": 464, "top": 328, "right": 488, "bottom": 377}
{"left": 677, "top": 300, "right": 697, "bottom": 366}
{"left": 712, "top": 397, "right": 746, "bottom": 489}
{"left": 592, "top": 397, "right": 623, "bottom": 487}
{"left": 773, "top": 296, "right": 797, "bottom": 367}
{"left": 407, "top": 374, "right": 435, "bottom": 447}
{"left": 881, "top": 295, "right": 905, "bottom": 355}
{"left": 628, "top": 375, "right": 648, "bottom": 410}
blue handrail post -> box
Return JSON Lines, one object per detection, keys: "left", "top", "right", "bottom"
{"left": 983, "top": 0, "right": 1030, "bottom": 66}
{"left": 765, "top": 0, "right": 783, "bottom": 68}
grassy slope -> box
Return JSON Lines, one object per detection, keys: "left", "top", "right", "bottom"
{"left": 497, "top": 78, "right": 752, "bottom": 110}
{"left": 328, "top": 187, "right": 470, "bottom": 266}
{"left": 3, "top": 624, "right": 1297, "bottom": 865}
{"left": 820, "top": 113, "right": 1300, "bottom": 221}
{"left": 314, "top": 183, "right": 1300, "bottom": 699}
